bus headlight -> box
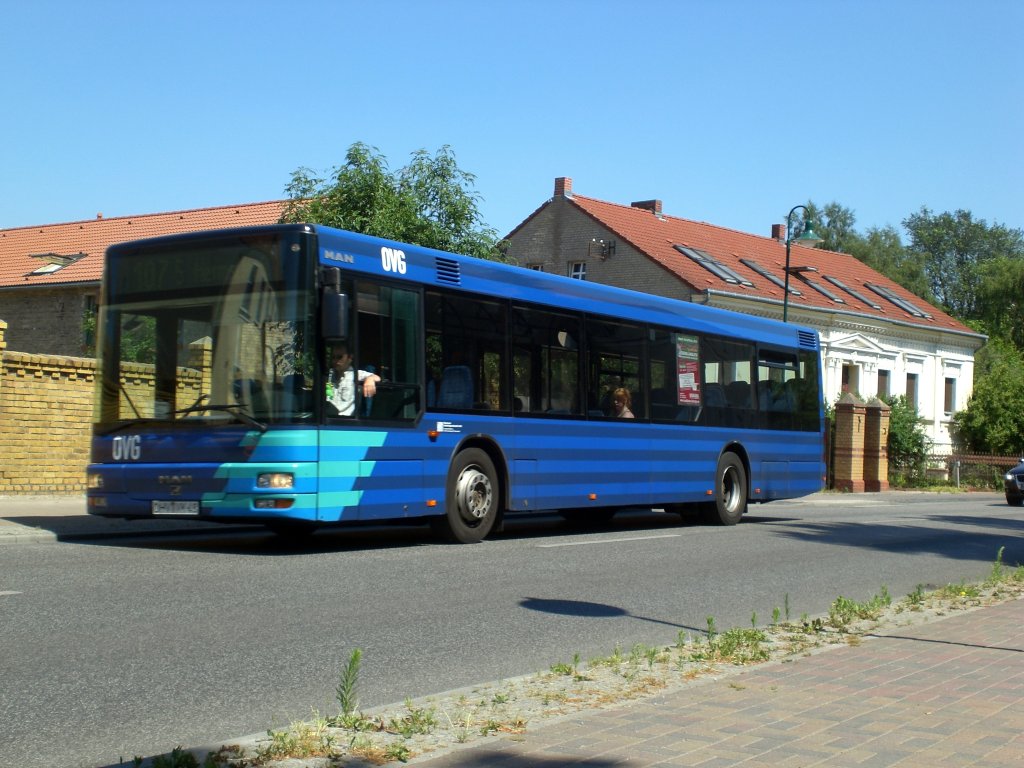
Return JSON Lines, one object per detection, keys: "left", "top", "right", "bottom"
{"left": 257, "top": 472, "right": 294, "bottom": 489}
{"left": 87, "top": 472, "right": 104, "bottom": 489}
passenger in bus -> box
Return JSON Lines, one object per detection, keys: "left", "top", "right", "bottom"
{"left": 613, "top": 387, "right": 635, "bottom": 418}
{"left": 326, "top": 344, "right": 380, "bottom": 416}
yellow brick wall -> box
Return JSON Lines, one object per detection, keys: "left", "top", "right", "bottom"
{"left": 0, "top": 320, "right": 95, "bottom": 493}
{"left": 0, "top": 321, "right": 203, "bottom": 494}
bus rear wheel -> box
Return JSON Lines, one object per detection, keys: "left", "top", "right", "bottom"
{"left": 435, "top": 448, "right": 499, "bottom": 543}
{"left": 702, "top": 452, "right": 747, "bottom": 526}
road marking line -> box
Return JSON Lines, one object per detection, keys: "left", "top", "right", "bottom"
{"left": 538, "top": 534, "right": 680, "bottom": 548}
{"left": 0, "top": 591, "right": 23, "bottom": 597}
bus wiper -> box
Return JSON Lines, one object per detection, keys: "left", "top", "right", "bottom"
{"left": 99, "top": 402, "right": 268, "bottom": 435}
{"left": 174, "top": 403, "right": 268, "bottom": 433}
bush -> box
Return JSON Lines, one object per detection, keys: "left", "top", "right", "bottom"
{"left": 884, "top": 395, "right": 931, "bottom": 486}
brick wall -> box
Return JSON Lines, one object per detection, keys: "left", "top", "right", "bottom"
{"left": 0, "top": 287, "right": 97, "bottom": 356}
{"left": 0, "top": 319, "right": 95, "bottom": 493}
{"left": 505, "top": 197, "right": 694, "bottom": 302}
{"left": 0, "top": 320, "right": 210, "bottom": 494}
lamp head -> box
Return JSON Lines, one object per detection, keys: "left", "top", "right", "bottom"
{"left": 796, "top": 219, "right": 824, "bottom": 247}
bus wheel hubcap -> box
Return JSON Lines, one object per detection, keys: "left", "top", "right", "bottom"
{"left": 722, "top": 467, "right": 739, "bottom": 513}
{"left": 456, "top": 466, "right": 492, "bottom": 521}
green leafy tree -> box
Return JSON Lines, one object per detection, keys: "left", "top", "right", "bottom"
{"left": 847, "top": 225, "right": 933, "bottom": 303}
{"left": 952, "top": 338, "right": 1024, "bottom": 455}
{"left": 883, "top": 395, "right": 930, "bottom": 485}
{"left": 974, "top": 256, "right": 1024, "bottom": 351}
{"left": 903, "top": 207, "right": 1024, "bottom": 320}
{"left": 800, "top": 201, "right": 861, "bottom": 254}
{"left": 798, "top": 203, "right": 933, "bottom": 301}
{"left": 282, "top": 142, "right": 506, "bottom": 261}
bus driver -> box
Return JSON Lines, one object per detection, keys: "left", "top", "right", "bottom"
{"left": 326, "top": 344, "right": 380, "bottom": 416}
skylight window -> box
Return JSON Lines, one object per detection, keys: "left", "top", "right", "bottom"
{"left": 803, "top": 279, "right": 845, "bottom": 304}
{"left": 866, "top": 283, "right": 932, "bottom": 318}
{"left": 27, "top": 251, "right": 83, "bottom": 276}
{"left": 674, "top": 245, "right": 753, "bottom": 287}
{"left": 823, "top": 276, "right": 882, "bottom": 309}
{"left": 739, "top": 258, "right": 801, "bottom": 295}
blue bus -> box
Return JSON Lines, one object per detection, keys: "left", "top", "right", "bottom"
{"left": 87, "top": 223, "right": 825, "bottom": 542}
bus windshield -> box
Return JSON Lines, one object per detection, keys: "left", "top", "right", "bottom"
{"left": 94, "top": 231, "right": 315, "bottom": 432}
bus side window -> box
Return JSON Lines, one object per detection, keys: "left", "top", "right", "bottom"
{"left": 585, "top": 317, "right": 643, "bottom": 419}
{"left": 701, "top": 336, "right": 754, "bottom": 427}
{"left": 426, "top": 290, "right": 508, "bottom": 412}
{"left": 511, "top": 304, "right": 582, "bottom": 416}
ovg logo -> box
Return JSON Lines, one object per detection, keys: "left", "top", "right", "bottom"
{"left": 112, "top": 434, "right": 141, "bottom": 461}
{"left": 380, "top": 247, "right": 407, "bottom": 274}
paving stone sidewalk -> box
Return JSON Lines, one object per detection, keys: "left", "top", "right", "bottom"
{"left": 410, "top": 597, "right": 1024, "bottom": 767}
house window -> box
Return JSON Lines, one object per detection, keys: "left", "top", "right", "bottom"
{"left": 906, "top": 373, "right": 918, "bottom": 409}
{"left": 944, "top": 377, "right": 956, "bottom": 414}
{"left": 841, "top": 364, "right": 859, "bottom": 395}
{"left": 568, "top": 261, "right": 587, "bottom": 280}
{"left": 527, "top": 264, "right": 544, "bottom": 272}
{"left": 877, "top": 369, "right": 890, "bottom": 399}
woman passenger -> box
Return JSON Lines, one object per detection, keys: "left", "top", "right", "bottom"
{"left": 613, "top": 387, "right": 635, "bottom": 418}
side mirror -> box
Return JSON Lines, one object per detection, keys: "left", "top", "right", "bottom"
{"left": 320, "top": 267, "right": 349, "bottom": 340}
{"left": 322, "top": 291, "right": 349, "bottom": 340}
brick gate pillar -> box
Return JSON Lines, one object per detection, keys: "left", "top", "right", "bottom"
{"left": 863, "top": 397, "right": 891, "bottom": 492}
{"left": 833, "top": 392, "right": 866, "bottom": 492}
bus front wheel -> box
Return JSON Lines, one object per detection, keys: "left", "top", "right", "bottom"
{"left": 436, "top": 448, "right": 499, "bottom": 543}
{"left": 703, "top": 452, "right": 747, "bottom": 526}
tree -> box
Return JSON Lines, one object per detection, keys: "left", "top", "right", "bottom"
{"left": 952, "top": 338, "right": 1024, "bottom": 455}
{"left": 282, "top": 142, "right": 506, "bottom": 261}
{"left": 902, "top": 207, "right": 1024, "bottom": 320}
{"left": 847, "top": 225, "right": 933, "bottom": 303}
{"left": 975, "top": 256, "right": 1024, "bottom": 350}
{"left": 788, "top": 201, "right": 860, "bottom": 254}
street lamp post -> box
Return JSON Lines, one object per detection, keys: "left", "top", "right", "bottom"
{"left": 783, "top": 205, "right": 824, "bottom": 322}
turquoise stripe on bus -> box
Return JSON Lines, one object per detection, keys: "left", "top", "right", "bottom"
{"left": 320, "top": 430, "right": 389, "bottom": 448}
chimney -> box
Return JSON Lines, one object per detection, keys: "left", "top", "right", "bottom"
{"left": 631, "top": 199, "right": 663, "bottom": 217}
{"left": 554, "top": 177, "right": 573, "bottom": 197}
{"left": 97, "top": 212, "right": 104, "bottom": 220}
{"left": 771, "top": 223, "right": 786, "bottom": 242}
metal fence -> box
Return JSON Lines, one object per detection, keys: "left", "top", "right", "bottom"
{"left": 927, "top": 453, "right": 1021, "bottom": 489}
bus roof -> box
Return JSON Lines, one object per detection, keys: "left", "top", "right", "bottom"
{"left": 312, "top": 224, "right": 819, "bottom": 353}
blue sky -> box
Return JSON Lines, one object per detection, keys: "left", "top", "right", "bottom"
{"left": 3, "top": 0, "right": 1021, "bottom": 241}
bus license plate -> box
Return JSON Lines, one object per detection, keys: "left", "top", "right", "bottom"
{"left": 152, "top": 500, "right": 200, "bottom": 516}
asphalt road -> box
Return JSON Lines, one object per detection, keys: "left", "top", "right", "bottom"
{"left": 2, "top": 492, "right": 1021, "bottom": 768}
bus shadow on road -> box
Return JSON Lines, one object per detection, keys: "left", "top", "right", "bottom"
{"left": 769, "top": 511, "right": 1024, "bottom": 564}
{"left": 63, "top": 505, "right": 797, "bottom": 556}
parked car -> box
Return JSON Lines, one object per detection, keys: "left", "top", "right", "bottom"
{"left": 1006, "top": 459, "right": 1024, "bottom": 506}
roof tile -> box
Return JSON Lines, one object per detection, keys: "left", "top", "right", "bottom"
{"left": 0, "top": 202, "right": 285, "bottom": 289}
{"left": 567, "top": 195, "right": 972, "bottom": 334}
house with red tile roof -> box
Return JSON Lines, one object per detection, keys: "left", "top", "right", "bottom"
{"left": 0, "top": 201, "right": 285, "bottom": 355}
{"left": 505, "top": 178, "right": 986, "bottom": 451}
